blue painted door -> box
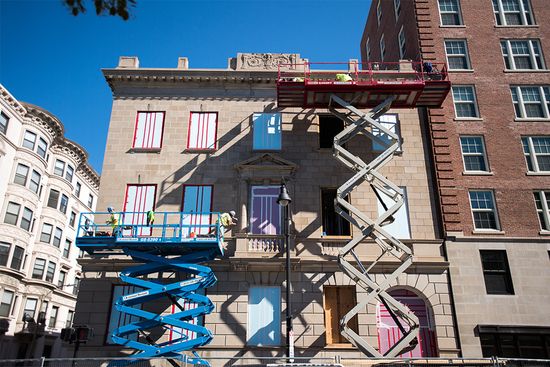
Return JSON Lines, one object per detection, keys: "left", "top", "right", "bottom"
{"left": 247, "top": 286, "right": 281, "bottom": 346}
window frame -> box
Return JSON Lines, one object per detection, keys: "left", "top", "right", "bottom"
{"left": 318, "top": 114, "right": 344, "bottom": 149}
{"left": 393, "top": 0, "right": 401, "bottom": 20}
{"left": 460, "top": 136, "right": 490, "bottom": 173}
{"left": 65, "top": 164, "right": 74, "bottom": 182}
{"left": 63, "top": 239, "right": 71, "bottom": 258}
{"left": 48, "top": 305, "right": 59, "bottom": 328}
{"left": 45, "top": 261, "right": 56, "bottom": 282}
{"left": 0, "top": 290, "right": 14, "bottom": 318}
{"left": 4, "top": 202, "right": 21, "bottom": 226}
{"left": 252, "top": 113, "right": 282, "bottom": 151}
{"left": 60, "top": 194, "right": 69, "bottom": 214}
{"left": 438, "top": 0, "right": 463, "bottom": 26}
{"left": 0, "top": 111, "right": 8, "bottom": 135}
{"left": 52, "top": 227, "right": 63, "bottom": 248}
{"left": 469, "top": 190, "right": 501, "bottom": 231}
{"left": 534, "top": 191, "right": 550, "bottom": 231}
{"left": 10, "top": 246, "right": 24, "bottom": 271}
{"left": 87, "top": 194, "right": 94, "bottom": 209}
{"left": 14, "top": 164, "right": 30, "bottom": 186}
{"left": 445, "top": 39, "right": 472, "bottom": 70}
{"left": 372, "top": 114, "right": 402, "bottom": 152}
{"left": 20, "top": 207, "right": 33, "bottom": 231}
{"left": 366, "top": 37, "right": 371, "bottom": 61}
{"left": 40, "top": 223, "right": 53, "bottom": 243}
{"left": 22, "top": 131, "right": 37, "bottom": 150}
{"left": 75, "top": 182, "right": 81, "bottom": 197}
{"left": 522, "top": 136, "right": 550, "bottom": 173}
{"left": 37, "top": 137, "right": 47, "bottom": 159}
{"left": 23, "top": 298, "right": 37, "bottom": 319}
{"left": 511, "top": 86, "right": 550, "bottom": 119}
{"left": 501, "top": 39, "right": 545, "bottom": 70}
{"left": 69, "top": 211, "right": 76, "bottom": 228}
{"left": 321, "top": 188, "right": 351, "bottom": 237}
{"left": 376, "top": 0, "right": 382, "bottom": 26}
{"left": 32, "top": 258, "right": 46, "bottom": 279}
{"left": 247, "top": 286, "right": 281, "bottom": 346}
{"left": 132, "top": 111, "right": 166, "bottom": 150}
{"left": 0, "top": 242, "right": 10, "bottom": 266}
{"left": 380, "top": 34, "right": 386, "bottom": 62}
{"left": 186, "top": 112, "right": 218, "bottom": 151}
{"left": 54, "top": 159, "right": 65, "bottom": 177}
{"left": 58, "top": 270, "right": 67, "bottom": 287}
{"left": 492, "top": 0, "right": 535, "bottom": 26}
{"left": 47, "top": 189, "right": 60, "bottom": 209}
{"left": 29, "top": 170, "right": 41, "bottom": 194}
{"left": 452, "top": 85, "right": 480, "bottom": 119}
{"left": 480, "top": 250, "right": 515, "bottom": 295}
{"left": 398, "top": 26, "right": 406, "bottom": 59}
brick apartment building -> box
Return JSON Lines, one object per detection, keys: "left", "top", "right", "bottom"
{"left": 0, "top": 84, "right": 99, "bottom": 358}
{"left": 72, "top": 53, "right": 460, "bottom": 362}
{"left": 361, "top": 0, "right": 550, "bottom": 358}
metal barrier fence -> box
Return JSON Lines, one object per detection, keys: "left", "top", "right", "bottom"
{"left": 0, "top": 357, "right": 548, "bottom": 367}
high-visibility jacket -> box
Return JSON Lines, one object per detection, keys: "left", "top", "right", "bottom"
{"left": 336, "top": 73, "right": 353, "bottom": 82}
{"left": 219, "top": 213, "right": 233, "bottom": 227}
{"left": 147, "top": 210, "right": 155, "bottom": 223}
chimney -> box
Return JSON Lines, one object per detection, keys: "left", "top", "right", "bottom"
{"left": 117, "top": 56, "right": 139, "bottom": 68}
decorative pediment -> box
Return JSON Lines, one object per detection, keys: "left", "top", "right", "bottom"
{"left": 235, "top": 153, "right": 298, "bottom": 178}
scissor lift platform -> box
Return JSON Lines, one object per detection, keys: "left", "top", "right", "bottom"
{"left": 277, "top": 61, "right": 451, "bottom": 109}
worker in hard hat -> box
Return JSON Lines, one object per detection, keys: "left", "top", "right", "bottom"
{"left": 146, "top": 210, "right": 155, "bottom": 227}
{"left": 106, "top": 206, "right": 121, "bottom": 237}
{"left": 210, "top": 210, "right": 238, "bottom": 235}
{"left": 335, "top": 73, "right": 353, "bottom": 82}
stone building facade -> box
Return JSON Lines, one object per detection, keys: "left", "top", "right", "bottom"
{"left": 0, "top": 84, "right": 99, "bottom": 358}
{"left": 361, "top": 0, "right": 550, "bottom": 359}
{"left": 73, "top": 53, "right": 459, "bottom": 363}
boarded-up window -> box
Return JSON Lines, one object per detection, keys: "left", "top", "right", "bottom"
{"left": 123, "top": 184, "right": 156, "bottom": 236}
{"left": 323, "top": 286, "right": 358, "bottom": 344}
{"left": 187, "top": 112, "right": 217, "bottom": 150}
{"left": 168, "top": 289, "right": 205, "bottom": 343}
{"left": 377, "top": 289, "right": 438, "bottom": 357}
{"left": 247, "top": 286, "right": 280, "bottom": 346}
{"left": 250, "top": 186, "right": 281, "bottom": 235}
{"left": 319, "top": 115, "right": 344, "bottom": 149}
{"left": 376, "top": 186, "right": 411, "bottom": 239}
{"left": 321, "top": 188, "right": 350, "bottom": 236}
{"left": 253, "top": 113, "right": 281, "bottom": 150}
{"left": 182, "top": 185, "right": 213, "bottom": 236}
{"left": 372, "top": 114, "right": 401, "bottom": 152}
{"left": 106, "top": 285, "right": 142, "bottom": 344}
{"left": 133, "top": 112, "right": 165, "bottom": 149}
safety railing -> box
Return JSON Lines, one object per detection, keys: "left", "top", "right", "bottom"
{"left": 277, "top": 61, "right": 448, "bottom": 85}
{"left": 76, "top": 211, "right": 222, "bottom": 243}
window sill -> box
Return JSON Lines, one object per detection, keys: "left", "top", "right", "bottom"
{"left": 129, "top": 148, "right": 161, "bottom": 153}
{"left": 448, "top": 69, "right": 475, "bottom": 73}
{"left": 321, "top": 235, "right": 353, "bottom": 240}
{"left": 325, "top": 343, "right": 356, "bottom": 349}
{"left": 454, "top": 118, "right": 483, "bottom": 122}
{"left": 184, "top": 149, "right": 217, "bottom": 153}
{"left": 494, "top": 25, "right": 538, "bottom": 28}
{"left": 526, "top": 172, "right": 550, "bottom": 176}
{"left": 472, "top": 230, "right": 505, "bottom": 235}
{"left": 504, "top": 69, "right": 549, "bottom": 73}
{"left": 439, "top": 25, "right": 466, "bottom": 28}
{"left": 463, "top": 171, "right": 493, "bottom": 176}
{"left": 514, "top": 118, "right": 550, "bottom": 122}
{"left": 539, "top": 230, "right": 550, "bottom": 236}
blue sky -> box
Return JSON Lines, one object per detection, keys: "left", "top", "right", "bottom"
{"left": 0, "top": 0, "right": 370, "bottom": 173}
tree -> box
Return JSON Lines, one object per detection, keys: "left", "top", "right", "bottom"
{"left": 63, "top": 0, "right": 136, "bottom": 20}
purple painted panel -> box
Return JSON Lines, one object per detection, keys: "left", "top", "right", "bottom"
{"left": 250, "top": 186, "right": 281, "bottom": 235}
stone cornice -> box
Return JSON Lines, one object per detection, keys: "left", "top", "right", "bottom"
{"left": 0, "top": 84, "right": 27, "bottom": 117}
{"left": 23, "top": 103, "right": 64, "bottom": 139}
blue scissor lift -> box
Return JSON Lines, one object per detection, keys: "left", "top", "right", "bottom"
{"left": 75, "top": 211, "right": 224, "bottom": 366}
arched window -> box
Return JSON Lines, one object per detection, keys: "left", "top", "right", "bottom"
{"left": 377, "top": 289, "right": 438, "bottom": 357}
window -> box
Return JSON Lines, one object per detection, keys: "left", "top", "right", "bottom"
{"left": 452, "top": 86, "right": 479, "bottom": 118}
{"left": 0, "top": 111, "right": 8, "bottom": 134}
{"left": 65, "top": 165, "right": 74, "bottom": 182}
{"left": 319, "top": 115, "right": 344, "bottom": 149}
{"left": 376, "top": 0, "right": 382, "bottom": 25}
{"left": 480, "top": 250, "right": 514, "bottom": 295}
{"left": 20, "top": 207, "right": 33, "bottom": 231}
{"left": 372, "top": 114, "right": 401, "bottom": 152}
{"left": 123, "top": 184, "right": 156, "bottom": 236}
{"left": 14, "top": 164, "right": 29, "bottom": 186}
{"left": 87, "top": 194, "right": 94, "bottom": 208}
{"left": 248, "top": 286, "right": 281, "bottom": 346}
{"left": 511, "top": 86, "right": 550, "bottom": 119}
{"left": 492, "top": 0, "right": 534, "bottom": 26}
{"left": 393, "top": 0, "right": 401, "bottom": 19}
{"left": 187, "top": 112, "right": 217, "bottom": 150}
{"left": 58, "top": 270, "right": 67, "bottom": 287}
{"left": 250, "top": 186, "right": 281, "bottom": 235}
{"left": 0, "top": 290, "right": 14, "bottom": 317}
{"left": 69, "top": 211, "right": 76, "bottom": 227}
{"left": 63, "top": 240, "right": 71, "bottom": 258}
{"left": 321, "top": 188, "right": 350, "bottom": 237}
{"left": 0, "top": 242, "right": 10, "bottom": 266}
{"left": 523, "top": 136, "right": 550, "bottom": 172}
{"left": 380, "top": 34, "right": 386, "bottom": 61}
{"left": 252, "top": 113, "right": 281, "bottom": 151}
{"left": 32, "top": 258, "right": 46, "bottom": 279}
{"left": 366, "top": 37, "right": 371, "bottom": 61}
{"left": 469, "top": 191, "right": 500, "bottom": 230}
{"left": 445, "top": 40, "right": 471, "bottom": 70}
{"left": 40, "top": 223, "right": 53, "bottom": 243}
{"left": 54, "top": 159, "right": 65, "bottom": 177}
{"left": 324, "top": 286, "right": 358, "bottom": 345}
{"left": 37, "top": 138, "right": 47, "bottom": 159}
{"left": 60, "top": 194, "right": 69, "bottom": 214}
{"left": 181, "top": 185, "right": 212, "bottom": 236}
{"left": 22, "top": 131, "right": 36, "bottom": 150}
{"left": 480, "top": 328, "right": 550, "bottom": 358}
{"left": 461, "top": 136, "right": 489, "bottom": 172}
{"left": 398, "top": 26, "right": 406, "bottom": 59}
{"left": 501, "top": 40, "right": 544, "bottom": 70}
{"left": 75, "top": 182, "right": 81, "bottom": 197}
{"left": 66, "top": 310, "right": 74, "bottom": 328}
{"left": 47, "top": 189, "right": 60, "bottom": 209}
{"left": 534, "top": 191, "right": 550, "bottom": 231}
{"left": 377, "top": 186, "right": 411, "bottom": 239}
{"left": 4, "top": 202, "right": 20, "bottom": 226}
{"left": 48, "top": 306, "right": 59, "bottom": 328}
{"left": 45, "top": 262, "right": 56, "bottom": 282}
{"left": 106, "top": 285, "right": 142, "bottom": 344}
{"left": 24, "top": 298, "right": 37, "bottom": 320}
{"left": 29, "top": 170, "right": 41, "bottom": 194}
{"left": 73, "top": 277, "right": 80, "bottom": 295}
{"left": 52, "top": 227, "right": 63, "bottom": 248}
{"left": 10, "top": 246, "right": 24, "bottom": 271}
{"left": 438, "top": 0, "right": 463, "bottom": 25}
{"left": 132, "top": 111, "right": 165, "bottom": 149}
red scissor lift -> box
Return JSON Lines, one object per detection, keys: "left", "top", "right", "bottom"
{"left": 276, "top": 61, "right": 451, "bottom": 358}
{"left": 277, "top": 61, "right": 450, "bottom": 108}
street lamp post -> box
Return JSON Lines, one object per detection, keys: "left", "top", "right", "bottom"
{"left": 277, "top": 182, "right": 293, "bottom": 362}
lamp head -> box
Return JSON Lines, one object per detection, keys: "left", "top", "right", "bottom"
{"left": 277, "top": 184, "right": 292, "bottom": 207}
